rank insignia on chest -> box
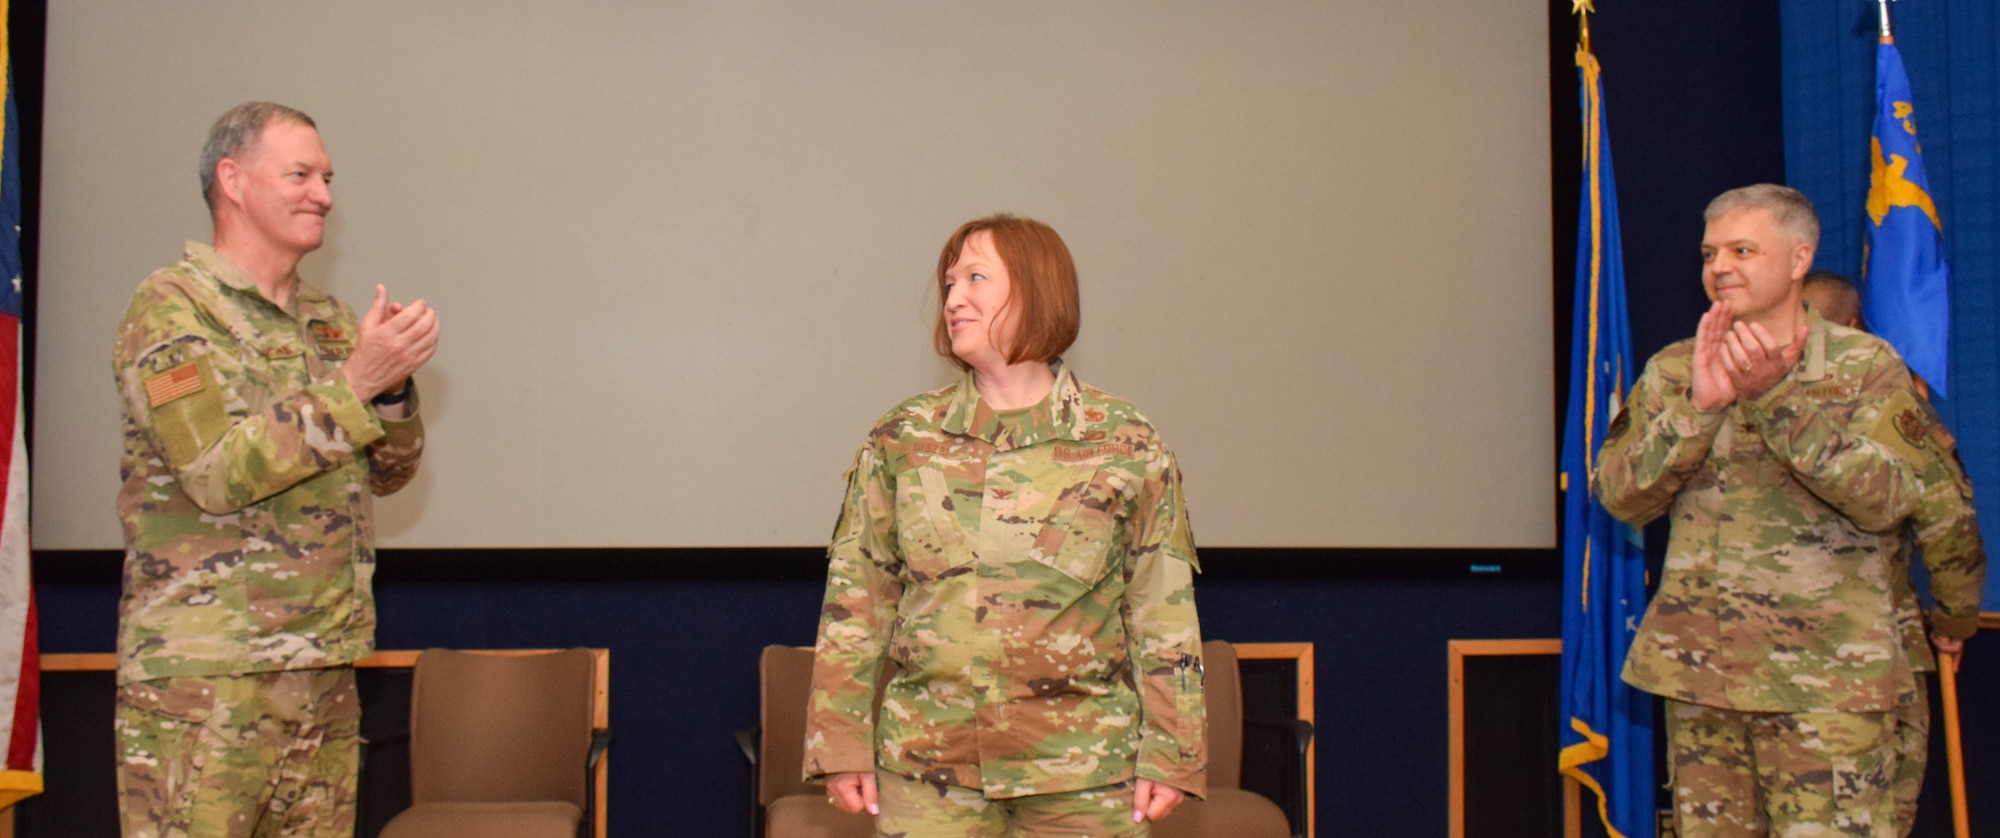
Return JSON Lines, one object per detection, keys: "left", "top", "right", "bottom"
{"left": 144, "top": 362, "right": 205, "bottom": 407}
{"left": 310, "top": 321, "right": 352, "bottom": 344}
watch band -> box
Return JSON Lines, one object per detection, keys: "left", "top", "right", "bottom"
{"left": 371, "top": 381, "right": 413, "bottom": 406}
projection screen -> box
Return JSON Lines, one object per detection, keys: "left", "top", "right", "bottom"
{"left": 33, "top": 1, "right": 1553, "bottom": 550}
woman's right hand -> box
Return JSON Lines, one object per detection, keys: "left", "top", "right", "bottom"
{"left": 827, "top": 771, "right": 879, "bottom": 816}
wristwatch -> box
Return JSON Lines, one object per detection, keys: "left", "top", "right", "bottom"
{"left": 371, "top": 380, "right": 413, "bottom": 406}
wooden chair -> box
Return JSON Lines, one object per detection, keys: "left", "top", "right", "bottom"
{"left": 1151, "top": 640, "right": 1301, "bottom": 838}
{"left": 379, "top": 648, "right": 612, "bottom": 838}
{"left": 740, "top": 645, "right": 875, "bottom": 838}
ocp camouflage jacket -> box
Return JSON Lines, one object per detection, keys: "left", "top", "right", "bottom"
{"left": 1595, "top": 309, "right": 1935, "bottom": 713}
{"left": 804, "top": 364, "right": 1206, "bottom": 799}
{"left": 113, "top": 242, "right": 423, "bottom": 686}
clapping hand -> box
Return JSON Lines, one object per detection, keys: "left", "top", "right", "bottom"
{"left": 343, "top": 284, "right": 440, "bottom": 401}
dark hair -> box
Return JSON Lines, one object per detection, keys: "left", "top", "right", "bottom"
{"left": 1802, "top": 270, "right": 1863, "bottom": 328}
{"left": 931, "top": 214, "right": 1080, "bottom": 372}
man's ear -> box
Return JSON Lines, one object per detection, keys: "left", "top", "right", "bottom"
{"left": 214, "top": 157, "right": 243, "bottom": 207}
{"left": 1790, "top": 242, "right": 1817, "bottom": 279}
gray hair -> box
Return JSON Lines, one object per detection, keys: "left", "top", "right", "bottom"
{"left": 199, "top": 102, "right": 317, "bottom": 212}
{"left": 1703, "top": 183, "right": 1819, "bottom": 249}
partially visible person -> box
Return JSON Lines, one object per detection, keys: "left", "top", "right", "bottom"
{"left": 1595, "top": 184, "right": 1933, "bottom": 837}
{"left": 805, "top": 214, "right": 1205, "bottom": 836}
{"left": 1802, "top": 270, "right": 1863, "bottom": 328}
{"left": 1801, "top": 273, "right": 1986, "bottom": 836}
{"left": 113, "top": 101, "right": 439, "bottom": 838}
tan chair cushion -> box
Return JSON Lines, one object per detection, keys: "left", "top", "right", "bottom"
{"left": 765, "top": 793, "right": 876, "bottom": 838}
{"left": 410, "top": 648, "right": 596, "bottom": 809}
{"left": 1150, "top": 788, "right": 1293, "bottom": 838}
{"left": 379, "top": 800, "right": 583, "bottom": 838}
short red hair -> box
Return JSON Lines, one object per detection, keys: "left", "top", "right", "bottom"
{"left": 932, "top": 214, "right": 1080, "bottom": 372}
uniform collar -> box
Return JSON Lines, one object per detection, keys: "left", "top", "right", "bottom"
{"left": 941, "top": 361, "right": 1096, "bottom": 451}
{"left": 184, "top": 241, "right": 332, "bottom": 315}
{"left": 1799, "top": 306, "right": 1830, "bottom": 383}
{"left": 184, "top": 241, "right": 259, "bottom": 295}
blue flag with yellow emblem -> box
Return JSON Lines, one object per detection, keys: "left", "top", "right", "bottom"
{"left": 1864, "top": 40, "right": 1949, "bottom": 397}
{"left": 1558, "top": 39, "right": 1653, "bottom": 838}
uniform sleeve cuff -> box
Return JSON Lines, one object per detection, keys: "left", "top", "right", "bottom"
{"left": 1136, "top": 761, "right": 1206, "bottom": 801}
{"left": 1744, "top": 373, "right": 1803, "bottom": 418}
{"left": 802, "top": 749, "right": 876, "bottom": 783}
{"left": 1929, "top": 608, "right": 1980, "bottom": 641}
{"left": 309, "top": 375, "right": 386, "bottom": 449}
{"left": 377, "top": 381, "right": 423, "bottom": 428}
{"left": 1660, "top": 387, "right": 1727, "bottom": 439}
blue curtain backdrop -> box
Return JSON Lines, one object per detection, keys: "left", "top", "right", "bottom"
{"left": 1783, "top": 0, "right": 2000, "bottom": 610}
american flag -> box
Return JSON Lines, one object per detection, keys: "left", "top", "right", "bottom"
{"left": 0, "top": 3, "right": 43, "bottom": 807}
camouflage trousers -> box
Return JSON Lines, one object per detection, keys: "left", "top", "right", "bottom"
{"left": 115, "top": 668, "right": 361, "bottom": 838}
{"left": 875, "top": 771, "right": 1145, "bottom": 837}
{"left": 1890, "top": 677, "right": 1928, "bottom": 838}
{"left": 1665, "top": 698, "right": 1896, "bottom": 838}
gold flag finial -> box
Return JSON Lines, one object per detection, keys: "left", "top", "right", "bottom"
{"left": 1573, "top": 0, "right": 1596, "bottom": 53}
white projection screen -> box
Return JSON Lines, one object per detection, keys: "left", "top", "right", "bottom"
{"left": 33, "top": 1, "right": 1553, "bottom": 550}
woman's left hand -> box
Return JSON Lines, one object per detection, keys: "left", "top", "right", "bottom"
{"left": 1133, "top": 778, "right": 1185, "bottom": 822}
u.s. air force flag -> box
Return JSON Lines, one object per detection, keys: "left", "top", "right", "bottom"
{"left": 1558, "top": 39, "right": 1652, "bottom": 838}
{"left": 1864, "top": 38, "right": 1949, "bottom": 397}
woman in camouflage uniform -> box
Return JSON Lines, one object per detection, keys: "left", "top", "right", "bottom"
{"left": 805, "top": 215, "right": 1207, "bottom": 836}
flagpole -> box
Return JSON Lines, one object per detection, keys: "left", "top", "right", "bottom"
{"left": 1577, "top": 0, "right": 1590, "bottom": 56}
{"left": 1868, "top": 8, "right": 1968, "bottom": 832}
{"left": 1940, "top": 652, "right": 1970, "bottom": 838}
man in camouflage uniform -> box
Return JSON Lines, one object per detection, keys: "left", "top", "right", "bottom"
{"left": 112, "top": 102, "right": 439, "bottom": 838}
{"left": 1594, "top": 184, "right": 1964, "bottom": 837}
{"left": 1800, "top": 271, "right": 1985, "bottom": 836}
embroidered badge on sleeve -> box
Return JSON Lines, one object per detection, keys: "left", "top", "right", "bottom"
{"left": 144, "top": 362, "right": 204, "bottom": 407}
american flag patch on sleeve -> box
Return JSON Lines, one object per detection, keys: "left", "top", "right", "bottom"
{"left": 144, "top": 362, "right": 204, "bottom": 407}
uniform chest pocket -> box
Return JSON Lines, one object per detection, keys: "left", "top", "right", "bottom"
{"left": 894, "top": 467, "right": 976, "bottom": 583}
{"left": 1028, "top": 465, "right": 1129, "bottom": 586}
{"left": 239, "top": 331, "right": 321, "bottom": 394}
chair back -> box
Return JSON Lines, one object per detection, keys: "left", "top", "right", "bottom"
{"left": 1202, "top": 639, "right": 1245, "bottom": 790}
{"left": 409, "top": 648, "right": 596, "bottom": 810}
{"left": 758, "top": 645, "right": 818, "bottom": 805}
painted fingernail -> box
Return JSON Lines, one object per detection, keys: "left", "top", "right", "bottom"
{"left": 868, "top": 803, "right": 880, "bottom": 815}
{"left": 1134, "top": 811, "right": 1145, "bottom": 823}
